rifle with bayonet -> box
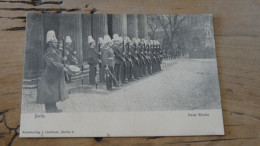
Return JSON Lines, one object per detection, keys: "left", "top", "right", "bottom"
{"left": 122, "top": 40, "right": 127, "bottom": 67}
{"left": 137, "top": 43, "right": 146, "bottom": 65}
{"left": 126, "top": 42, "right": 134, "bottom": 67}
{"left": 132, "top": 44, "right": 140, "bottom": 66}
{"left": 98, "top": 42, "right": 102, "bottom": 68}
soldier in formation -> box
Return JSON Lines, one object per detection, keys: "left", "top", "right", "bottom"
{"left": 44, "top": 31, "right": 175, "bottom": 92}
{"left": 87, "top": 36, "right": 99, "bottom": 85}
{"left": 63, "top": 36, "right": 79, "bottom": 83}
{"left": 85, "top": 34, "right": 176, "bottom": 91}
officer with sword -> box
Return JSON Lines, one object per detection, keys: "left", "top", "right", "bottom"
{"left": 103, "top": 35, "right": 121, "bottom": 91}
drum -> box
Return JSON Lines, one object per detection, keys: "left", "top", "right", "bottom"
{"left": 66, "top": 65, "right": 81, "bottom": 75}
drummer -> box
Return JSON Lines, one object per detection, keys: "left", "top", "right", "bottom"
{"left": 37, "top": 30, "right": 69, "bottom": 113}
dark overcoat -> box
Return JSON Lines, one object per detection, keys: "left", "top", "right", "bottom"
{"left": 37, "top": 47, "right": 68, "bottom": 104}
{"left": 88, "top": 47, "right": 99, "bottom": 65}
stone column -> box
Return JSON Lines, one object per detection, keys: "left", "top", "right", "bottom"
{"left": 24, "top": 13, "right": 44, "bottom": 79}
{"left": 137, "top": 14, "right": 148, "bottom": 39}
{"left": 112, "top": 14, "right": 127, "bottom": 37}
{"left": 127, "top": 14, "right": 138, "bottom": 39}
{"left": 92, "top": 14, "right": 108, "bottom": 41}
{"left": 81, "top": 14, "right": 92, "bottom": 62}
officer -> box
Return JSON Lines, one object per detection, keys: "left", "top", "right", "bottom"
{"left": 103, "top": 35, "right": 115, "bottom": 91}
{"left": 112, "top": 34, "right": 124, "bottom": 86}
{"left": 88, "top": 36, "right": 99, "bottom": 85}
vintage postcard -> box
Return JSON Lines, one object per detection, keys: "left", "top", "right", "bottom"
{"left": 20, "top": 13, "right": 224, "bottom": 137}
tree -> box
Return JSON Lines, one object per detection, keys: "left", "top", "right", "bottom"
{"left": 155, "top": 15, "right": 187, "bottom": 56}
{"left": 147, "top": 15, "right": 160, "bottom": 40}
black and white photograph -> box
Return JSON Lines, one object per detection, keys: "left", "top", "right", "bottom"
{"left": 20, "top": 13, "right": 224, "bottom": 137}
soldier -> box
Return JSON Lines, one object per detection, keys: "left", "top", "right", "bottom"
{"left": 162, "top": 47, "right": 167, "bottom": 59}
{"left": 156, "top": 41, "right": 162, "bottom": 71}
{"left": 145, "top": 40, "right": 152, "bottom": 75}
{"left": 152, "top": 40, "right": 158, "bottom": 73}
{"left": 64, "top": 36, "right": 78, "bottom": 65}
{"left": 140, "top": 39, "right": 148, "bottom": 76}
{"left": 58, "top": 38, "right": 70, "bottom": 83}
{"left": 124, "top": 37, "right": 134, "bottom": 82}
{"left": 131, "top": 38, "right": 140, "bottom": 79}
{"left": 37, "top": 30, "right": 68, "bottom": 113}
{"left": 98, "top": 37, "right": 105, "bottom": 83}
{"left": 119, "top": 36, "right": 127, "bottom": 84}
{"left": 137, "top": 38, "right": 145, "bottom": 77}
{"left": 88, "top": 36, "right": 99, "bottom": 85}
{"left": 103, "top": 35, "right": 115, "bottom": 91}
{"left": 159, "top": 41, "right": 166, "bottom": 68}
{"left": 150, "top": 40, "right": 155, "bottom": 73}
{"left": 112, "top": 34, "right": 124, "bottom": 86}
{"left": 63, "top": 36, "right": 78, "bottom": 83}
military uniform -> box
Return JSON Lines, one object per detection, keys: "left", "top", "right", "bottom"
{"left": 103, "top": 35, "right": 115, "bottom": 90}
{"left": 137, "top": 43, "right": 145, "bottom": 77}
{"left": 112, "top": 34, "right": 125, "bottom": 86}
{"left": 146, "top": 43, "right": 152, "bottom": 75}
{"left": 119, "top": 37, "right": 127, "bottom": 84}
{"left": 63, "top": 36, "right": 78, "bottom": 83}
{"left": 155, "top": 42, "right": 162, "bottom": 71}
{"left": 131, "top": 41, "right": 140, "bottom": 79}
{"left": 98, "top": 38, "right": 106, "bottom": 83}
{"left": 125, "top": 37, "right": 134, "bottom": 82}
{"left": 88, "top": 36, "right": 98, "bottom": 85}
{"left": 37, "top": 30, "right": 68, "bottom": 113}
{"left": 140, "top": 43, "right": 148, "bottom": 76}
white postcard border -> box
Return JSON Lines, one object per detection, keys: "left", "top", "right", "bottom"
{"left": 20, "top": 109, "right": 224, "bottom": 137}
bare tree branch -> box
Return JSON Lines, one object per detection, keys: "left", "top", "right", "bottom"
{"left": 156, "top": 15, "right": 170, "bottom": 43}
{"left": 147, "top": 15, "right": 160, "bottom": 40}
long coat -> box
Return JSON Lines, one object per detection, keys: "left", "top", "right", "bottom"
{"left": 88, "top": 47, "right": 99, "bottom": 65}
{"left": 37, "top": 47, "right": 68, "bottom": 104}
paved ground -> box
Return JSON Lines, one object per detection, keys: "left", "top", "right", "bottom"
{"left": 22, "top": 59, "right": 221, "bottom": 113}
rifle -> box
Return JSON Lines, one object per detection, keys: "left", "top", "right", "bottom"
{"left": 132, "top": 44, "right": 140, "bottom": 66}
{"left": 122, "top": 40, "right": 127, "bottom": 67}
{"left": 143, "top": 44, "right": 150, "bottom": 64}
{"left": 61, "top": 37, "right": 70, "bottom": 83}
{"left": 137, "top": 44, "right": 146, "bottom": 65}
{"left": 98, "top": 42, "right": 101, "bottom": 68}
{"left": 152, "top": 44, "right": 157, "bottom": 63}
{"left": 127, "top": 43, "right": 133, "bottom": 67}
